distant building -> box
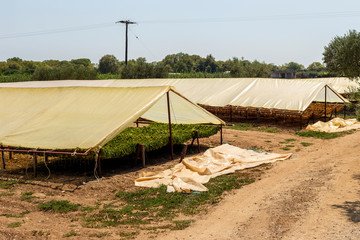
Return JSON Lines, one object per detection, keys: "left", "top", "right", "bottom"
{"left": 271, "top": 71, "right": 297, "bottom": 79}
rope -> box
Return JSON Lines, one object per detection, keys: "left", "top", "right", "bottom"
{"left": 43, "top": 153, "right": 51, "bottom": 180}
{"left": 25, "top": 150, "right": 31, "bottom": 177}
{"left": 93, "top": 152, "right": 100, "bottom": 182}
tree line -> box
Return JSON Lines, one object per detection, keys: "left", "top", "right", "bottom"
{"left": 3, "top": 29, "right": 358, "bottom": 82}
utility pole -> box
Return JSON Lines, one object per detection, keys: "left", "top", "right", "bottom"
{"left": 116, "top": 20, "right": 136, "bottom": 65}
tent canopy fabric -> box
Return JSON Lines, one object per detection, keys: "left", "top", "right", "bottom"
{"left": 309, "top": 77, "right": 359, "bottom": 94}
{"left": 0, "top": 78, "right": 347, "bottom": 111}
{"left": 0, "top": 86, "right": 224, "bottom": 151}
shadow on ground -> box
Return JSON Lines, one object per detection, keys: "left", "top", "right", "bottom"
{"left": 333, "top": 201, "right": 360, "bottom": 223}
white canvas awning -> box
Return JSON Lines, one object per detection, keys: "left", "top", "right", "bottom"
{"left": 0, "top": 78, "right": 348, "bottom": 111}
{"left": 0, "top": 86, "right": 224, "bottom": 150}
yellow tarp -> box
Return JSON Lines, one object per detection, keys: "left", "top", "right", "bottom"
{"left": 135, "top": 144, "right": 292, "bottom": 192}
{"left": 306, "top": 118, "right": 360, "bottom": 132}
{"left": 0, "top": 86, "right": 224, "bottom": 150}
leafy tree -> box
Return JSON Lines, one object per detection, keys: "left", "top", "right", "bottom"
{"left": 70, "top": 58, "right": 93, "bottom": 69}
{"left": 7, "top": 57, "right": 22, "bottom": 63}
{"left": 98, "top": 55, "right": 119, "bottom": 74}
{"left": 279, "top": 62, "right": 304, "bottom": 72}
{"left": 120, "top": 58, "right": 168, "bottom": 79}
{"left": 323, "top": 30, "right": 360, "bottom": 79}
{"left": 307, "top": 62, "right": 325, "bottom": 72}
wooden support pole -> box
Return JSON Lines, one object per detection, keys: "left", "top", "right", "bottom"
{"left": 134, "top": 143, "right": 141, "bottom": 165}
{"left": 136, "top": 119, "right": 139, "bottom": 127}
{"left": 179, "top": 144, "right": 188, "bottom": 163}
{"left": 343, "top": 105, "right": 346, "bottom": 119}
{"left": 9, "top": 152, "right": 12, "bottom": 160}
{"left": 195, "top": 131, "right": 200, "bottom": 153}
{"left": 33, "top": 153, "right": 37, "bottom": 177}
{"left": 1, "top": 150, "right": 5, "bottom": 170}
{"left": 140, "top": 144, "right": 145, "bottom": 168}
{"left": 220, "top": 124, "right": 223, "bottom": 145}
{"left": 166, "top": 92, "right": 174, "bottom": 160}
{"left": 299, "top": 112, "right": 303, "bottom": 130}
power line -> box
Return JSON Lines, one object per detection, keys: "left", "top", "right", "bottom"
{"left": 1, "top": 10, "right": 360, "bottom": 40}
{"left": 138, "top": 11, "right": 360, "bottom": 24}
{"left": 129, "top": 28, "right": 157, "bottom": 59}
{"left": 0, "top": 22, "right": 115, "bottom": 40}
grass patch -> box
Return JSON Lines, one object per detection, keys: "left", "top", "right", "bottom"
{"left": 265, "top": 140, "right": 271, "bottom": 143}
{"left": 300, "top": 142, "right": 313, "bottom": 147}
{"left": 228, "top": 123, "right": 281, "bottom": 133}
{"left": 0, "top": 180, "right": 18, "bottom": 189}
{"left": 82, "top": 173, "right": 255, "bottom": 229}
{"left": 285, "top": 138, "right": 296, "bottom": 142}
{"left": 118, "top": 231, "right": 139, "bottom": 238}
{"left": 63, "top": 231, "right": 78, "bottom": 238}
{"left": 171, "top": 220, "right": 194, "bottom": 230}
{"left": 1, "top": 210, "right": 29, "bottom": 218}
{"left": 295, "top": 130, "right": 356, "bottom": 139}
{"left": 20, "top": 191, "right": 37, "bottom": 202}
{"left": 281, "top": 147, "right": 291, "bottom": 151}
{"left": 81, "top": 206, "right": 97, "bottom": 213}
{"left": 38, "top": 200, "right": 80, "bottom": 213}
{"left": 285, "top": 145, "right": 294, "bottom": 148}
{"left": 8, "top": 221, "right": 22, "bottom": 228}
{"left": 0, "top": 192, "right": 15, "bottom": 197}
{"left": 89, "top": 232, "right": 111, "bottom": 238}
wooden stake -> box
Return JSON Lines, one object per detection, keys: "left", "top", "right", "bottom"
{"left": 220, "top": 124, "right": 223, "bottom": 145}
{"left": 33, "top": 153, "right": 37, "bottom": 177}
{"left": 1, "top": 150, "right": 5, "bottom": 170}
{"left": 140, "top": 144, "right": 145, "bottom": 168}
{"left": 179, "top": 144, "right": 188, "bottom": 163}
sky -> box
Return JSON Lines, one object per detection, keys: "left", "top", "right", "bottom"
{"left": 1, "top": 0, "right": 360, "bottom": 67}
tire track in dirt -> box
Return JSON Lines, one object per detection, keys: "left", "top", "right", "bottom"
{"left": 156, "top": 131, "right": 360, "bottom": 240}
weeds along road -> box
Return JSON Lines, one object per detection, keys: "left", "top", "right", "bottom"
{"left": 155, "top": 130, "right": 360, "bottom": 240}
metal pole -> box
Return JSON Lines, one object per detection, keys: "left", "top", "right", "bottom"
{"left": 324, "top": 86, "right": 327, "bottom": 121}
{"left": 166, "top": 92, "right": 174, "bottom": 160}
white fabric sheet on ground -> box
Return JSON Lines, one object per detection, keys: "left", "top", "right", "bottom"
{"left": 135, "top": 144, "right": 292, "bottom": 192}
{"left": 306, "top": 118, "right": 360, "bottom": 133}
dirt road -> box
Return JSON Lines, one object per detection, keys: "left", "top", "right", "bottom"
{"left": 156, "top": 131, "right": 360, "bottom": 240}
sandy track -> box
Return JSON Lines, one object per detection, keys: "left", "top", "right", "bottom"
{"left": 156, "top": 131, "right": 360, "bottom": 240}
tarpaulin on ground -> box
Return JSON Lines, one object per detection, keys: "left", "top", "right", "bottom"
{"left": 0, "top": 86, "right": 224, "bottom": 150}
{"left": 135, "top": 144, "right": 292, "bottom": 192}
{"left": 305, "top": 118, "right": 360, "bottom": 132}
{"left": 0, "top": 78, "right": 348, "bottom": 111}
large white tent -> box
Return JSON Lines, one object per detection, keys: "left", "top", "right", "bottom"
{"left": 0, "top": 86, "right": 224, "bottom": 151}
{"left": 0, "top": 78, "right": 347, "bottom": 111}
